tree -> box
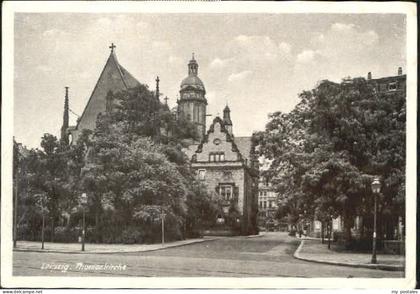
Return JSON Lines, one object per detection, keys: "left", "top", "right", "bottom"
{"left": 257, "top": 77, "right": 405, "bottom": 246}
{"left": 77, "top": 84, "right": 215, "bottom": 243}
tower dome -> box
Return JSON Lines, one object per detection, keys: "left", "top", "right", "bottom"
{"left": 180, "top": 75, "right": 206, "bottom": 93}
{"left": 180, "top": 54, "right": 206, "bottom": 95}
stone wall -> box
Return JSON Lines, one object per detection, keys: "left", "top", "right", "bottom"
{"left": 193, "top": 164, "right": 246, "bottom": 214}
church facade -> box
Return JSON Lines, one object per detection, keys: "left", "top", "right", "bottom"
{"left": 62, "top": 45, "right": 258, "bottom": 236}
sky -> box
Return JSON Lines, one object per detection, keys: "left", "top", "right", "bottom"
{"left": 14, "top": 13, "right": 406, "bottom": 148}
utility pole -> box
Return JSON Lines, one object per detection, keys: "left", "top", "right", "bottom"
{"left": 371, "top": 192, "right": 378, "bottom": 263}
{"left": 13, "top": 166, "right": 19, "bottom": 248}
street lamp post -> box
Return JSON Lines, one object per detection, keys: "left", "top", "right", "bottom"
{"left": 328, "top": 214, "right": 333, "bottom": 250}
{"left": 161, "top": 207, "right": 165, "bottom": 246}
{"left": 41, "top": 194, "right": 46, "bottom": 250}
{"left": 81, "top": 193, "right": 87, "bottom": 252}
{"left": 371, "top": 177, "right": 381, "bottom": 264}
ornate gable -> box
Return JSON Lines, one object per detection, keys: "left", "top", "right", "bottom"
{"left": 193, "top": 117, "right": 244, "bottom": 163}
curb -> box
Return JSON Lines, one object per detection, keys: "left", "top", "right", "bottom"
{"left": 247, "top": 233, "right": 265, "bottom": 238}
{"left": 293, "top": 240, "right": 404, "bottom": 272}
{"left": 13, "top": 238, "right": 218, "bottom": 255}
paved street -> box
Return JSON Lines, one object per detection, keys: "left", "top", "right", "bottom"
{"left": 13, "top": 232, "right": 404, "bottom": 278}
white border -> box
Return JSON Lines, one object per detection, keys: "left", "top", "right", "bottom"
{"left": 1, "top": 1, "right": 417, "bottom": 289}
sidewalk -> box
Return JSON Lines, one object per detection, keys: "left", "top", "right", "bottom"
{"left": 13, "top": 237, "right": 218, "bottom": 254}
{"left": 294, "top": 239, "right": 405, "bottom": 271}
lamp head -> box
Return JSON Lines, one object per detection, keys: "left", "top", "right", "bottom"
{"left": 371, "top": 177, "right": 381, "bottom": 194}
{"left": 81, "top": 193, "right": 88, "bottom": 205}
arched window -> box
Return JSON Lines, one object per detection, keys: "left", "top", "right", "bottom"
{"left": 193, "top": 104, "right": 200, "bottom": 122}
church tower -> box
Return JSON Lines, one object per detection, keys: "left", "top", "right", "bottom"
{"left": 178, "top": 54, "right": 207, "bottom": 141}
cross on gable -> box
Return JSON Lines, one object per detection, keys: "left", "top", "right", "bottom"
{"left": 109, "top": 43, "right": 116, "bottom": 52}
{"left": 164, "top": 96, "right": 169, "bottom": 104}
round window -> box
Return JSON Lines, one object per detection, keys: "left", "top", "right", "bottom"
{"left": 213, "top": 138, "right": 221, "bottom": 145}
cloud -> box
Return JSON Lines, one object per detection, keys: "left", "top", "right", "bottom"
{"left": 152, "top": 41, "right": 171, "bottom": 51}
{"left": 228, "top": 35, "right": 291, "bottom": 63}
{"left": 279, "top": 42, "right": 292, "bottom": 54}
{"left": 293, "top": 22, "right": 383, "bottom": 91}
{"left": 296, "top": 50, "right": 318, "bottom": 64}
{"left": 235, "top": 35, "right": 250, "bottom": 42}
{"left": 168, "top": 55, "right": 182, "bottom": 65}
{"left": 209, "top": 57, "right": 231, "bottom": 69}
{"left": 42, "top": 28, "right": 69, "bottom": 39}
{"left": 313, "top": 23, "right": 379, "bottom": 52}
{"left": 228, "top": 70, "right": 252, "bottom": 82}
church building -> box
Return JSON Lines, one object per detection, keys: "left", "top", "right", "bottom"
{"left": 61, "top": 45, "right": 258, "bottom": 236}
{"left": 63, "top": 43, "right": 141, "bottom": 144}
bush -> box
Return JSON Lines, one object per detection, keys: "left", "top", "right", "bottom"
{"left": 53, "top": 226, "right": 79, "bottom": 243}
{"left": 120, "top": 227, "right": 143, "bottom": 244}
{"left": 288, "top": 229, "right": 297, "bottom": 237}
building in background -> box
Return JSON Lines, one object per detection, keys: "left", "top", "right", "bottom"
{"left": 367, "top": 67, "right": 406, "bottom": 94}
{"left": 257, "top": 177, "right": 279, "bottom": 231}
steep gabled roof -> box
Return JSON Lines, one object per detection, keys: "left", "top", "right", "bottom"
{"left": 75, "top": 50, "right": 140, "bottom": 132}
{"left": 119, "top": 63, "right": 141, "bottom": 89}
{"left": 235, "top": 136, "right": 252, "bottom": 162}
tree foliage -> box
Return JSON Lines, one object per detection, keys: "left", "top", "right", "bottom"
{"left": 14, "top": 84, "right": 217, "bottom": 243}
{"left": 257, "top": 78, "right": 405, "bottom": 243}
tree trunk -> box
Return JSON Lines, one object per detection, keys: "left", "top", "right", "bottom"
{"left": 321, "top": 221, "right": 325, "bottom": 244}
{"left": 50, "top": 217, "right": 55, "bottom": 242}
{"left": 327, "top": 222, "right": 332, "bottom": 250}
{"left": 95, "top": 211, "right": 100, "bottom": 243}
{"left": 343, "top": 215, "right": 352, "bottom": 247}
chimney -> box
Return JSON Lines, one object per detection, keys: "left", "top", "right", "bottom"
{"left": 60, "top": 87, "right": 69, "bottom": 145}
{"left": 398, "top": 67, "right": 402, "bottom": 76}
{"left": 367, "top": 72, "right": 372, "bottom": 80}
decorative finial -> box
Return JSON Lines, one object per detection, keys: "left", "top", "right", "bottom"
{"left": 109, "top": 43, "right": 116, "bottom": 53}
{"left": 164, "top": 96, "right": 169, "bottom": 105}
{"left": 155, "top": 76, "right": 160, "bottom": 100}
{"left": 192, "top": 52, "right": 195, "bottom": 60}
